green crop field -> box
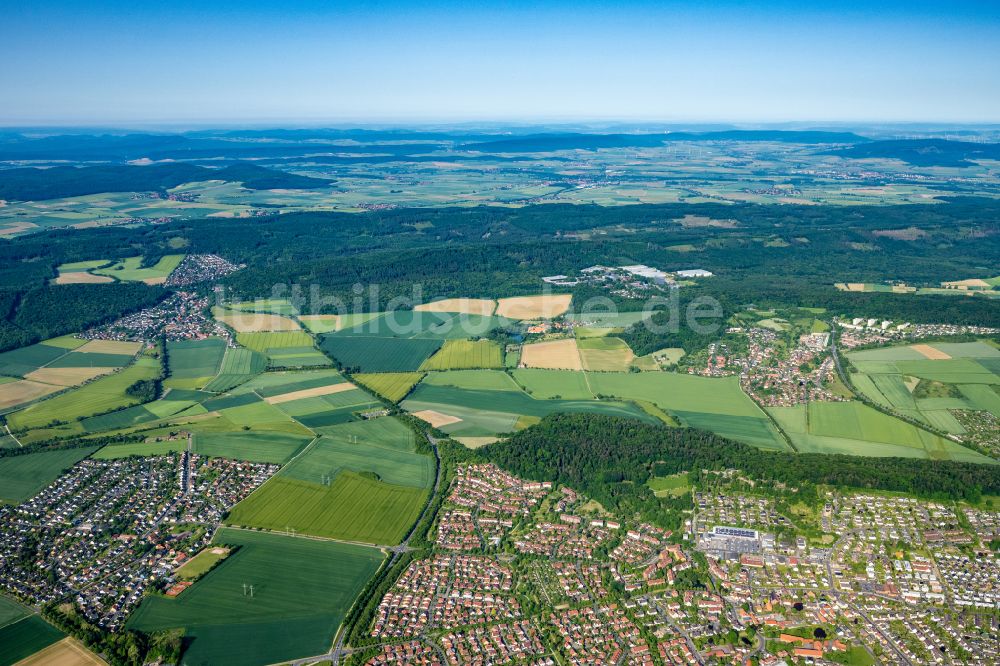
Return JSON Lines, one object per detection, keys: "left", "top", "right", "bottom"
{"left": 512, "top": 369, "right": 594, "bottom": 399}
{"left": 128, "top": 528, "right": 384, "bottom": 666}
{"left": 7, "top": 357, "right": 161, "bottom": 431}
{"left": 227, "top": 472, "right": 427, "bottom": 544}
{"left": 281, "top": 435, "right": 432, "bottom": 489}
{"left": 193, "top": 431, "right": 312, "bottom": 463}
{"left": 0, "top": 337, "right": 83, "bottom": 377}
{"left": 419, "top": 339, "right": 503, "bottom": 370}
{"left": 204, "top": 347, "right": 267, "bottom": 392}
{"left": 235, "top": 332, "right": 330, "bottom": 368}
{"left": 0, "top": 447, "right": 98, "bottom": 504}
{"left": 0, "top": 615, "right": 64, "bottom": 666}
{"left": 92, "top": 254, "right": 184, "bottom": 282}
{"left": 272, "top": 390, "right": 381, "bottom": 429}
{"left": 93, "top": 439, "right": 190, "bottom": 459}
{"left": 322, "top": 416, "right": 418, "bottom": 452}
{"left": 236, "top": 369, "right": 345, "bottom": 397}
{"left": 585, "top": 372, "right": 785, "bottom": 449}
{"left": 228, "top": 298, "right": 299, "bottom": 315}
{"left": 577, "top": 336, "right": 635, "bottom": 372}
{"left": 353, "top": 372, "right": 423, "bottom": 402}
{"left": 320, "top": 336, "right": 443, "bottom": 372}
{"left": 423, "top": 369, "right": 522, "bottom": 392}
{"left": 166, "top": 338, "right": 226, "bottom": 387}
{"left": 332, "top": 310, "right": 509, "bottom": 340}
{"left": 0, "top": 595, "right": 29, "bottom": 627}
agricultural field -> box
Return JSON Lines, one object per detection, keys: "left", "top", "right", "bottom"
{"left": 419, "top": 338, "right": 503, "bottom": 370}
{"left": 577, "top": 336, "right": 635, "bottom": 372}
{"left": 12, "top": 638, "right": 107, "bottom": 666}
{"left": 235, "top": 331, "right": 330, "bottom": 368}
{"left": 203, "top": 347, "right": 267, "bottom": 392}
{"left": 0, "top": 446, "right": 100, "bottom": 503}
{"left": 423, "top": 369, "right": 523, "bottom": 392}
{"left": 413, "top": 297, "right": 496, "bottom": 316}
{"left": 520, "top": 338, "right": 583, "bottom": 370}
{"left": 227, "top": 472, "right": 428, "bottom": 545}
{"left": 0, "top": 615, "right": 65, "bottom": 666}
{"left": 511, "top": 368, "right": 594, "bottom": 399}
{"left": 92, "top": 254, "right": 185, "bottom": 284}
{"left": 846, "top": 341, "right": 1000, "bottom": 435}
{"left": 352, "top": 372, "right": 424, "bottom": 402}
{"left": 299, "top": 312, "right": 382, "bottom": 334}
{"left": 768, "top": 402, "right": 994, "bottom": 463}
{"left": 212, "top": 307, "right": 301, "bottom": 333}
{"left": 495, "top": 293, "right": 572, "bottom": 319}
{"left": 586, "top": 372, "right": 787, "bottom": 450}
{"left": 128, "top": 528, "right": 384, "bottom": 666}
{"left": 227, "top": 298, "right": 299, "bottom": 315}
{"left": 0, "top": 335, "right": 87, "bottom": 377}
{"left": 6, "top": 357, "right": 161, "bottom": 431}
{"left": 164, "top": 338, "right": 226, "bottom": 389}
{"left": 320, "top": 335, "right": 443, "bottom": 372}
{"left": 226, "top": 416, "right": 431, "bottom": 543}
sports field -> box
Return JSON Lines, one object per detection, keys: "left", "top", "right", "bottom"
{"left": 92, "top": 254, "right": 184, "bottom": 284}
{"left": 128, "top": 528, "right": 384, "bottom": 666}
{"left": 0, "top": 615, "right": 64, "bottom": 666}
{"left": 577, "top": 336, "right": 635, "bottom": 372}
{"left": 320, "top": 336, "right": 443, "bottom": 372}
{"left": 226, "top": 472, "right": 427, "bottom": 544}
{"left": 7, "top": 357, "right": 161, "bottom": 431}
{"left": 520, "top": 338, "right": 582, "bottom": 370}
{"left": 0, "top": 447, "right": 99, "bottom": 504}
{"left": 353, "top": 372, "right": 424, "bottom": 402}
{"left": 495, "top": 294, "right": 572, "bottom": 319}
{"left": 419, "top": 339, "right": 503, "bottom": 370}
{"left": 176, "top": 547, "right": 231, "bottom": 581}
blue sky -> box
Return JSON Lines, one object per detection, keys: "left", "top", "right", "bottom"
{"left": 1, "top": 0, "right": 998, "bottom": 124}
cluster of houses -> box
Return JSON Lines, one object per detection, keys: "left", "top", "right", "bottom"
{"left": 0, "top": 454, "right": 277, "bottom": 631}
{"left": 163, "top": 253, "right": 242, "bottom": 287}
{"left": 541, "top": 264, "right": 713, "bottom": 298}
{"left": 82, "top": 291, "right": 231, "bottom": 343}
{"left": 837, "top": 317, "right": 1000, "bottom": 349}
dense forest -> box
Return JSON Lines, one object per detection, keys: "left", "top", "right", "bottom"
{"left": 0, "top": 162, "right": 332, "bottom": 201}
{"left": 484, "top": 414, "right": 1000, "bottom": 527}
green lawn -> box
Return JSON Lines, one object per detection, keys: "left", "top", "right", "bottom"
{"left": 128, "top": 528, "right": 384, "bottom": 666}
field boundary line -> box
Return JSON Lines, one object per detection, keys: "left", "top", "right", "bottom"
{"left": 222, "top": 524, "right": 390, "bottom": 551}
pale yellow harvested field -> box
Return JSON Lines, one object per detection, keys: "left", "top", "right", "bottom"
{"left": 891, "top": 285, "right": 916, "bottom": 293}
{"left": 412, "top": 409, "right": 462, "bottom": 428}
{"left": 212, "top": 308, "right": 300, "bottom": 332}
{"left": 53, "top": 272, "right": 114, "bottom": 285}
{"left": 0, "top": 380, "right": 62, "bottom": 410}
{"left": 520, "top": 338, "right": 583, "bottom": 370}
{"left": 25, "top": 367, "right": 115, "bottom": 386}
{"left": 495, "top": 294, "right": 572, "bottom": 320}
{"left": 844, "top": 283, "right": 866, "bottom": 292}
{"left": 142, "top": 276, "right": 167, "bottom": 285}
{"left": 454, "top": 436, "right": 498, "bottom": 449}
{"left": 942, "top": 278, "right": 991, "bottom": 289}
{"left": 414, "top": 298, "right": 497, "bottom": 316}
{"left": 76, "top": 340, "right": 143, "bottom": 355}
{"left": 265, "top": 381, "right": 356, "bottom": 404}
{"left": 912, "top": 344, "right": 951, "bottom": 360}
{"left": 15, "top": 637, "right": 108, "bottom": 666}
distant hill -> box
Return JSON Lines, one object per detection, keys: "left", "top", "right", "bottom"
{"left": 463, "top": 130, "right": 870, "bottom": 152}
{"left": 0, "top": 163, "right": 333, "bottom": 201}
{"left": 825, "top": 138, "right": 1000, "bottom": 167}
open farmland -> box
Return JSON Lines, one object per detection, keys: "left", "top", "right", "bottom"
{"left": 577, "top": 336, "right": 635, "bottom": 372}
{"left": 414, "top": 297, "right": 496, "bottom": 316}
{"left": 235, "top": 331, "right": 330, "bottom": 368}
{"left": 0, "top": 447, "right": 98, "bottom": 504}
{"left": 227, "top": 472, "right": 428, "bottom": 544}
{"left": 495, "top": 294, "right": 572, "bottom": 319}
{"left": 12, "top": 638, "right": 106, "bottom": 666}
{"left": 203, "top": 347, "right": 266, "bottom": 392}
{"left": 520, "top": 338, "right": 583, "bottom": 370}
{"left": 213, "top": 307, "right": 301, "bottom": 332}
{"left": 127, "top": 528, "right": 383, "bottom": 666}
{"left": 0, "top": 336, "right": 86, "bottom": 377}
{"left": 0, "top": 381, "right": 62, "bottom": 411}
{"left": 0, "top": 615, "right": 65, "bottom": 666}
{"left": 512, "top": 368, "right": 595, "bottom": 399}
{"left": 320, "top": 335, "right": 443, "bottom": 372}
{"left": 7, "top": 357, "right": 161, "bottom": 431}
{"left": 164, "top": 338, "right": 226, "bottom": 389}
{"left": 299, "top": 312, "right": 382, "bottom": 334}
{"left": 423, "top": 369, "right": 523, "bottom": 392}
{"left": 352, "top": 372, "right": 424, "bottom": 402}
{"left": 192, "top": 431, "right": 312, "bottom": 464}
{"left": 92, "top": 254, "right": 184, "bottom": 284}
{"left": 419, "top": 339, "right": 503, "bottom": 370}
